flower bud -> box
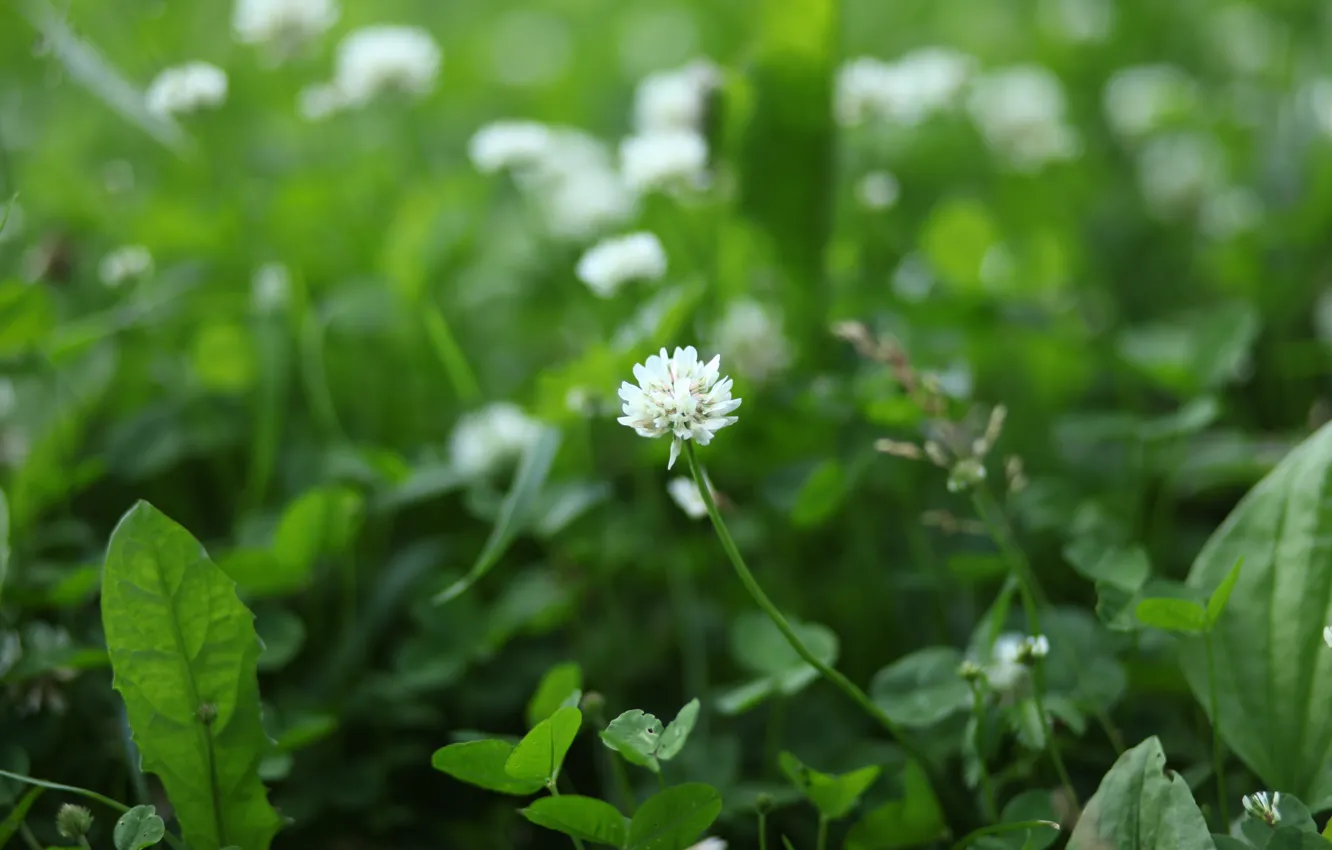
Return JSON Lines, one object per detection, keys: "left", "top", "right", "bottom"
{"left": 56, "top": 804, "right": 94, "bottom": 839}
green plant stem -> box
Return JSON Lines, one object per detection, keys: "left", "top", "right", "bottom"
{"left": 971, "top": 485, "right": 1079, "bottom": 810}
{"left": 0, "top": 770, "right": 188, "bottom": 850}
{"left": 17, "top": 824, "right": 42, "bottom": 850}
{"left": 817, "top": 815, "right": 829, "bottom": 850}
{"left": 765, "top": 694, "right": 787, "bottom": 774}
{"left": 1206, "top": 630, "right": 1229, "bottom": 828}
{"left": 758, "top": 810, "right": 769, "bottom": 850}
{"left": 683, "top": 443, "right": 975, "bottom": 833}
{"left": 546, "top": 784, "right": 588, "bottom": 850}
{"left": 951, "top": 820, "right": 1061, "bottom": 850}
{"left": 967, "top": 681, "right": 998, "bottom": 822}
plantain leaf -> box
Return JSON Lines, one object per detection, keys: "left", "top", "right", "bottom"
{"left": 1180, "top": 422, "right": 1332, "bottom": 810}
{"left": 102, "top": 502, "right": 282, "bottom": 850}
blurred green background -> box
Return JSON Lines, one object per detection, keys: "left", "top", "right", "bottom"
{"left": 3, "top": 0, "right": 1332, "bottom": 846}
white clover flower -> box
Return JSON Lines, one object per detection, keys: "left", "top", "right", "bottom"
{"left": 232, "top": 0, "right": 339, "bottom": 50}
{"left": 618, "top": 346, "right": 741, "bottom": 469}
{"left": 856, "top": 170, "right": 900, "bottom": 210}
{"left": 499, "top": 128, "right": 639, "bottom": 240}
{"left": 633, "top": 58, "right": 720, "bottom": 133}
{"left": 251, "top": 263, "right": 292, "bottom": 313}
{"left": 686, "top": 839, "right": 727, "bottom": 850}
{"left": 145, "top": 62, "right": 228, "bottom": 117}
{"left": 468, "top": 121, "right": 555, "bottom": 174}
{"left": 329, "top": 25, "right": 441, "bottom": 108}
{"left": 1243, "top": 791, "right": 1282, "bottom": 826}
{"left": 576, "top": 232, "right": 667, "bottom": 298}
{"left": 98, "top": 245, "right": 153, "bottom": 287}
{"left": 667, "top": 474, "right": 715, "bottom": 519}
{"left": 984, "top": 633, "right": 1027, "bottom": 692}
{"left": 297, "top": 83, "right": 345, "bottom": 121}
{"left": 619, "top": 130, "right": 708, "bottom": 193}
{"left": 1136, "top": 132, "right": 1226, "bottom": 220}
{"left": 836, "top": 48, "right": 974, "bottom": 127}
{"left": 712, "top": 298, "right": 791, "bottom": 384}
{"left": 966, "top": 65, "right": 1080, "bottom": 171}
{"left": 1022, "top": 634, "right": 1050, "bottom": 660}
{"left": 1324, "top": 625, "right": 1332, "bottom": 648}
{"left": 450, "top": 402, "right": 543, "bottom": 479}
{"left": 1102, "top": 65, "right": 1198, "bottom": 140}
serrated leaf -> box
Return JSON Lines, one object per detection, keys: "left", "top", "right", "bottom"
{"left": 779, "top": 752, "right": 881, "bottom": 821}
{"left": 1134, "top": 598, "right": 1207, "bottom": 634}
{"left": 431, "top": 740, "right": 546, "bottom": 796}
{"left": 102, "top": 502, "right": 281, "bottom": 850}
{"left": 601, "top": 710, "right": 664, "bottom": 772}
{"left": 113, "top": 805, "right": 165, "bottom": 850}
{"left": 506, "top": 706, "right": 581, "bottom": 784}
{"left": 657, "top": 699, "right": 700, "bottom": 762}
{"left": 1179, "top": 422, "right": 1332, "bottom": 809}
{"left": 434, "top": 426, "right": 561, "bottom": 603}
{"left": 1205, "top": 556, "right": 1244, "bottom": 628}
{"left": 521, "top": 795, "right": 630, "bottom": 847}
{"left": 1066, "top": 737, "right": 1211, "bottom": 850}
{"left": 527, "top": 662, "right": 584, "bottom": 729}
{"left": 627, "top": 783, "right": 722, "bottom": 850}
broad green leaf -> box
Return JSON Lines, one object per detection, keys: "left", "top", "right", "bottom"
{"left": 657, "top": 699, "right": 701, "bottom": 761}
{"left": 1266, "top": 829, "right": 1332, "bottom": 850}
{"left": 845, "top": 760, "right": 946, "bottom": 850}
{"left": 1179, "top": 422, "right": 1332, "bottom": 809}
{"left": 430, "top": 740, "right": 545, "bottom": 796}
{"left": 272, "top": 485, "right": 364, "bottom": 575}
{"left": 521, "top": 795, "right": 629, "bottom": 847}
{"left": 506, "top": 706, "right": 582, "bottom": 784}
{"left": 527, "top": 662, "right": 584, "bottom": 728}
{"left": 601, "top": 710, "right": 664, "bottom": 772}
{"left": 972, "top": 791, "right": 1061, "bottom": 850}
{"left": 778, "top": 752, "right": 880, "bottom": 820}
{"left": 434, "top": 426, "right": 562, "bottom": 603}
{"left": 731, "top": 612, "right": 839, "bottom": 686}
{"left": 1065, "top": 737, "right": 1211, "bottom": 850}
{"left": 113, "top": 805, "right": 165, "bottom": 850}
{"left": 0, "top": 489, "right": 8, "bottom": 609}
{"left": 0, "top": 786, "right": 42, "bottom": 848}
{"left": 1134, "top": 598, "right": 1207, "bottom": 634}
{"left": 627, "top": 783, "right": 722, "bottom": 850}
{"left": 735, "top": 0, "right": 836, "bottom": 341}
{"left": 1062, "top": 541, "right": 1151, "bottom": 591}
{"left": 870, "top": 647, "right": 972, "bottom": 728}
{"left": 102, "top": 502, "right": 282, "bottom": 850}
{"left": 1213, "top": 836, "right": 1252, "bottom": 850}
{"left": 1205, "top": 556, "right": 1245, "bottom": 628}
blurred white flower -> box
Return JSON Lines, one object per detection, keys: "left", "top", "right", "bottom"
{"left": 1199, "top": 187, "right": 1261, "bottom": 240}
{"left": 1323, "top": 625, "right": 1331, "bottom": 648}
{"left": 1136, "top": 132, "right": 1226, "bottom": 219}
{"left": 145, "top": 62, "right": 228, "bottom": 117}
{"left": 1210, "top": 5, "right": 1274, "bottom": 76}
{"left": 619, "top": 130, "right": 708, "bottom": 193}
{"left": 667, "top": 474, "right": 714, "bottom": 519}
{"left": 1305, "top": 78, "right": 1332, "bottom": 137}
{"left": 892, "top": 252, "right": 934, "bottom": 302}
{"left": 633, "top": 58, "right": 720, "bottom": 133}
{"left": 618, "top": 346, "right": 741, "bottom": 469}
{"left": 450, "top": 402, "right": 543, "bottom": 479}
{"left": 490, "top": 10, "right": 572, "bottom": 88}
{"left": 713, "top": 298, "right": 791, "bottom": 384}
{"left": 98, "top": 245, "right": 153, "bottom": 287}
{"left": 686, "top": 839, "right": 727, "bottom": 850}
{"left": 232, "top": 0, "right": 338, "bottom": 50}
{"left": 1021, "top": 634, "right": 1050, "bottom": 660}
{"left": 468, "top": 121, "right": 554, "bottom": 173}
{"left": 329, "top": 25, "right": 441, "bottom": 108}
{"left": 575, "top": 232, "right": 667, "bottom": 298}
{"left": 251, "top": 263, "right": 292, "bottom": 313}
{"left": 856, "top": 170, "right": 900, "bottom": 210}
{"left": 984, "top": 633, "right": 1027, "bottom": 692}
{"left": 835, "top": 48, "right": 974, "bottom": 127}
{"left": 1102, "top": 65, "right": 1198, "bottom": 140}
{"left": 1039, "top": 0, "right": 1115, "bottom": 43}
{"left": 966, "top": 65, "right": 1080, "bottom": 171}
{"left": 1243, "top": 791, "right": 1281, "bottom": 826}
{"left": 297, "top": 83, "right": 345, "bottom": 121}
{"left": 539, "top": 169, "right": 639, "bottom": 240}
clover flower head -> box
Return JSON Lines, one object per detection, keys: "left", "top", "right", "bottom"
{"left": 619, "top": 130, "right": 708, "bottom": 193}
{"left": 1324, "top": 625, "right": 1332, "bottom": 648}
{"left": 468, "top": 120, "right": 555, "bottom": 174}
{"left": 331, "top": 25, "right": 441, "bottom": 107}
{"left": 617, "top": 346, "right": 741, "bottom": 469}
{"left": 146, "top": 62, "right": 228, "bottom": 117}
{"left": 575, "top": 232, "right": 667, "bottom": 298}
{"left": 1243, "top": 791, "right": 1281, "bottom": 826}
{"left": 232, "top": 0, "right": 339, "bottom": 50}
{"left": 633, "top": 58, "right": 720, "bottom": 134}
{"left": 667, "top": 474, "right": 715, "bottom": 520}
{"left": 99, "top": 245, "right": 153, "bottom": 287}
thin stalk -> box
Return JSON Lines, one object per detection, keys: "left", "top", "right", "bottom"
{"left": 546, "top": 784, "right": 588, "bottom": 850}
{"left": 18, "top": 824, "right": 42, "bottom": 850}
{"left": 817, "top": 815, "right": 829, "bottom": 850}
{"left": 952, "top": 820, "right": 1061, "bottom": 850}
{"left": 683, "top": 443, "right": 975, "bottom": 833}
{"left": 1206, "top": 630, "right": 1229, "bottom": 828}
{"left": 967, "top": 681, "right": 998, "bottom": 822}
{"left": 0, "top": 770, "right": 187, "bottom": 850}
{"left": 758, "top": 810, "right": 769, "bottom": 850}
{"left": 971, "top": 485, "right": 1078, "bottom": 810}
{"left": 765, "top": 694, "right": 788, "bottom": 774}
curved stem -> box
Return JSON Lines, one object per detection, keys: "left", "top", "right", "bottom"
{"left": 971, "top": 486, "right": 1079, "bottom": 810}
{"left": 683, "top": 443, "right": 975, "bottom": 833}
{"left": 952, "top": 820, "right": 1060, "bottom": 850}
{"left": 816, "top": 815, "right": 829, "bottom": 850}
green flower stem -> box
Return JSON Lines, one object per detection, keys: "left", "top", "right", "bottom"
{"left": 967, "top": 680, "right": 999, "bottom": 822}
{"left": 758, "top": 809, "right": 769, "bottom": 850}
{"left": 1206, "top": 629, "right": 1229, "bottom": 828}
{"left": 817, "top": 814, "right": 829, "bottom": 850}
{"left": 971, "top": 485, "right": 1079, "bottom": 810}
{"left": 683, "top": 443, "right": 975, "bottom": 833}
{"left": 546, "top": 784, "right": 588, "bottom": 850}
{"left": 951, "top": 820, "right": 1061, "bottom": 850}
